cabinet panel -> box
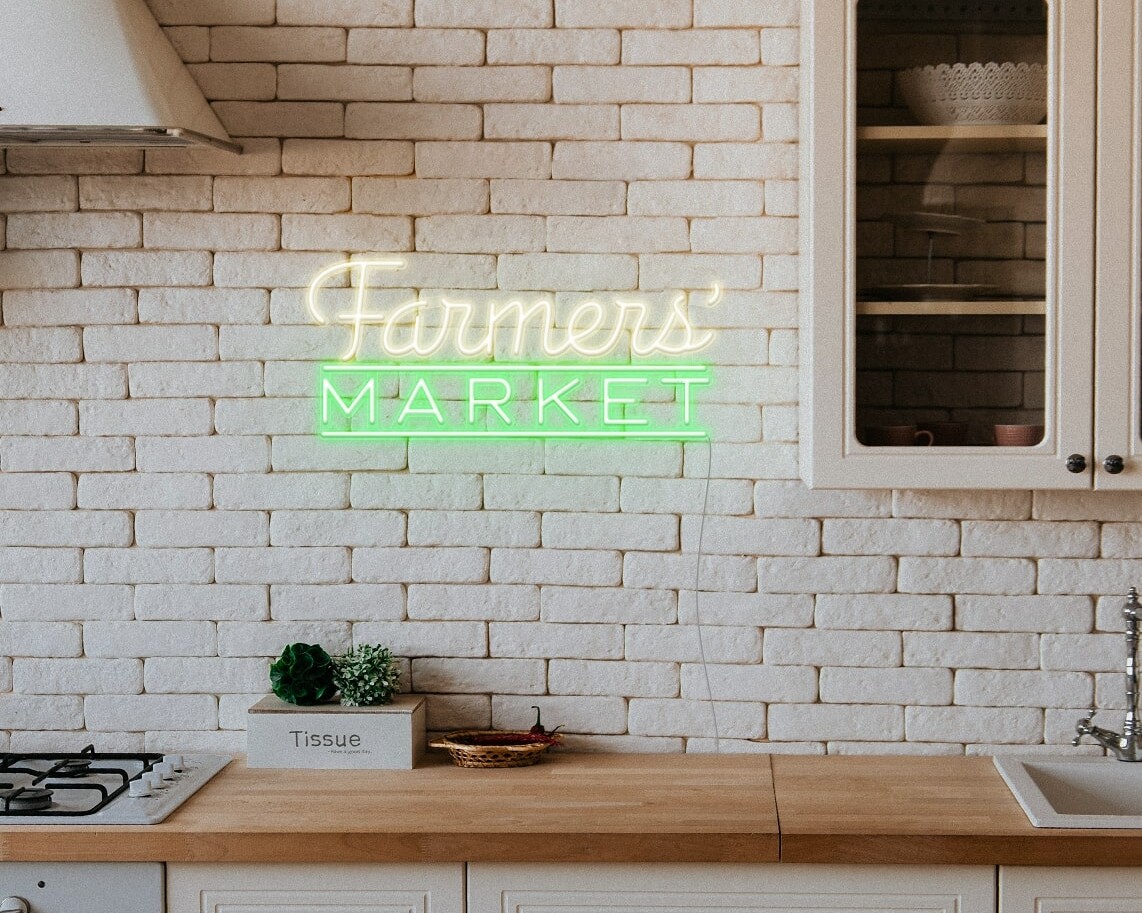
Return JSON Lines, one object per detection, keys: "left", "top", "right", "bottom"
{"left": 468, "top": 863, "right": 995, "bottom": 913}
{"left": 166, "top": 862, "right": 464, "bottom": 913}
{"left": 1001, "top": 866, "right": 1142, "bottom": 911}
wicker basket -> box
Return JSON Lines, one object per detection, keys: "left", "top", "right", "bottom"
{"left": 430, "top": 730, "right": 562, "bottom": 768}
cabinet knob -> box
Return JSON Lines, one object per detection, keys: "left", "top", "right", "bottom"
{"left": 1066, "top": 454, "right": 1087, "bottom": 473}
{"left": 1104, "top": 455, "right": 1126, "bottom": 474}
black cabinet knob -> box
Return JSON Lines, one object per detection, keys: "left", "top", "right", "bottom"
{"left": 1104, "top": 455, "right": 1126, "bottom": 474}
{"left": 1066, "top": 454, "right": 1087, "bottom": 473}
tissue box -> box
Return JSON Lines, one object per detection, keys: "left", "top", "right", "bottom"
{"left": 246, "top": 694, "right": 426, "bottom": 769}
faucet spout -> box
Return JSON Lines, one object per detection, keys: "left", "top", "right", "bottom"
{"left": 1073, "top": 587, "right": 1142, "bottom": 761}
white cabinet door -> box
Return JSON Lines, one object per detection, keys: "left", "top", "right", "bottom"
{"left": 1001, "top": 866, "right": 1142, "bottom": 911}
{"left": 166, "top": 862, "right": 464, "bottom": 913}
{"left": 469, "top": 862, "right": 995, "bottom": 913}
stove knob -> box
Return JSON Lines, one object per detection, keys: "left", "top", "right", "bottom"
{"left": 129, "top": 779, "right": 153, "bottom": 798}
{"left": 144, "top": 770, "right": 166, "bottom": 789}
{"left": 0, "top": 897, "right": 29, "bottom": 913}
{"left": 155, "top": 761, "right": 176, "bottom": 780}
{"left": 163, "top": 754, "right": 185, "bottom": 771}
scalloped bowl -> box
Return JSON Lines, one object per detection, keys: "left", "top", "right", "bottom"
{"left": 898, "top": 62, "right": 1047, "bottom": 125}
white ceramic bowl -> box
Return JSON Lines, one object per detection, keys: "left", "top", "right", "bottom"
{"left": 897, "top": 62, "right": 1047, "bottom": 125}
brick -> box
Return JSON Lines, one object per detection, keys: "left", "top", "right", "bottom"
{"left": 187, "top": 62, "right": 277, "bottom": 100}
{"left": 493, "top": 548, "right": 621, "bottom": 586}
{"left": 149, "top": 0, "right": 275, "bottom": 24}
{"left": 557, "top": 0, "right": 691, "bottom": 27}
{"left": 352, "top": 473, "right": 482, "bottom": 509}
{"left": 408, "top": 442, "right": 543, "bottom": 475}
{"left": 79, "top": 176, "right": 212, "bottom": 211}
{"left": 215, "top": 252, "right": 349, "bottom": 289}
{"left": 143, "top": 213, "right": 279, "bottom": 251}
{"left": 622, "top": 477, "right": 753, "bottom": 514}
{"left": 353, "top": 620, "right": 485, "bottom": 657}
{"left": 2, "top": 289, "right": 136, "bottom": 326}
{"left": 542, "top": 586, "right": 675, "bottom": 624}
{"left": 695, "top": 0, "right": 797, "bottom": 26}
{"left": 543, "top": 512, "right": 676, "bottom": 551}
{"left": 629, "top": 180, "right": 763, "bottom": 216}
{"left": 5, "top": 147, "right": 141, "bottom": 175}
{"left": 766, "top": 629, "right": 901, "bottom": 668}
{"left": 956, "top": 670, "right": 1092, "bottom": 709}
{"left": 211, "top": 26, "right": 345, "bottom": 62}
{"left": 484, "top": 473, "right": 617, "bottom": 510}
{"left": 625, "top": 552, "right": 756, "bottom": 591}
{"left": 415, "top": 141, "right": 551, "bottom": 179}
{"left": 416, "top": 215, "right": 545, "bottom": 253}
{"left": 0, "top": 474, "right": 75, "bottom": 510}
{"left": 0, "top": 584, "right": 131, "bottom": 621}
{"left": 759, "top": 556, "right": 896, "bottom": 594}
{"left": 485, "top": 104, "right": 618, "bottom": 140}
{"left": 129, "top": 363, "right": 264, "bottom": 398}
{"left": 145, "top": 657, "right": 269, "bottom": 693}
{"left": 623, "top": 104, "right": 760, "bottom": 142}
{"left": 346, "top": 103, "right": 484, "bottom": 140}
{"left": 136, "top": 584, "right": 268, "bottom": 621}
{"left": 218, "top": 325, "right": 349, "bottom": 359}
{"left": 629, "top": 698, "right": 762, "bottom": 738}
{"left": 214, "top": 176, "right": 350, "bottom": 213}
{"left": 769, "top": 704, "right": 903, "bottom": 742}
{"left": 625, "top": 624, "right": 760, "bottom": 663}
{"left": 677, "top": 592, "right": 812, "bottom": 627}
{"left": 354, "top": 546, "right": 489, "bottom": 583}
{"left": 552, "top": 141, "right": 691, "bottom": 181}
{"left": 14, "top": 658, "right": 142, "bottom": 694}
{"left": 270, "top": 510, "right": 404, "bottom": 547}
{"left": 1041, "top": 633, "right": 1122, "bottom": 672}
{"left": 623, "top": 30, "right": 757, "bottom": 65}
{"left": 137, "top": 511, "right": 268, "bottom": 547}
{"left": 6, "top": 212, "right": 140, "bottom": 249}
{"left": 0, "top": 328, "right": 80, "bottom": 363}
{"left": 414, "top": 66, "right": 550, "bottom": 103}
{"left": 693, "top": 67, "right": 798, "bottom": 103}
{"left": 82, "top": 251, "right": 212, "bottom": 287}
{"left": 898, "top": 557, "right": 1035, "bottom": 595}
{"left": 80, "top": 399, "right": 213, "bottom": 437}
{"left": 680, "top": 663, "right": 816, "bottom": 702}
{"left": 80, "top": 473, "right": 211, "bottom": 511}
{"left": 1101, "top": 524, "right": 1142, "bottom": 558}
{"left": 904, "top": 632, "right": 1040, "bottom": 670}
{"left": 137, "top": 437, "right": 269, "bottom": 473}
{"left": 546, "top": 215, "right": 688, "bottom": 252}
{"left": 216, "top": 547, "right": 350, "bottom": 584}
{"left": 816, "top": 594, "right": 952, "bottom": 631}
{"left": 0, "top": 511, "right": 131, "bottom": 548}
{"left": 214, "top": 398, "right": 311, "bottom": 435}
{"left": 84, "top": 325, "right": 216, "bottom": 361}
{"left": 498, "top": 253, "right": 637, "bottom": 290}
{"left": 353, "top": 177, "right": 487, "bottom": 214}
{"left": 691, "top": 215, "right": 797, "bottom": 253}
{"left": 283, "top": 140, "right": 413, "bottom": 176}
{"left": 962, "top": 520, "right": 1099, "bottom": 558}
{"left": 906, "top": 706, "right": 1042, "bottom": 744}
{"left": 554, "top": 66, "right": 690, "bottom": 103}
{"left": 85, "top": 548, "right": 213, "bottom": 584}
{"left": 821, "top": 668, "right": 951, "bottom": 706}
{"left": 488, "top": 29, "right": 618, "bottom": 64}
{"left": 0, "top": 251, "right": 80, "bottom": 288}
{"left": 956, "top": 595, "right": 1092, "bottom": 633}
{"left": 279, "top": 0, "right": 411, "bottom": 26}
{"left": 680, "top": 516, "right": 817, "bottom": 557}
{"left": 348, "top": 28, "right": 484, "bottom": 65}
{"left": 549, "top": 658, "right": 677, "bottom": 697}
{"left": 138, "top": 288, "right": 269, "bottom": 324}
{"left": 0, "top": 619, "right": 82, "bottom": 656}
{"left": 271, "top": 437, "right": 407, "bottom": 472}
{"left": 272, "top": 583, "right": 403, "bottom": 620}
{"left": 0, "top": 176, "right": 77, "bottom": 212}
{"left": 412, "top": 657, "right": 545, "bottom": 693}
{"left": 220, "top": 621, "right": 352, "bottom": 657}
{"left": 416, "top": 0, "right": 552, "bottom": 28}
{"left": 693, "top": 143, "right": 798, "bottom": 179}
{"left": 407, "top": 511, "right": 538, "bottom": 548}
{"left": 0, "top": 695, "right": 83, "bottom": 730}
{"left": 213, "top": 473, "right": 348, "bottom": 510}
{"left": 894, "top": 489, "right": 1031, "bottom": 520}
{"left": 85, "top": 621, "right": 216, "bottom": 658}
{"left": 279, "top": 65, "right": 411, "bottom": 101}
{"left": 822, "top": 519, "right": 959, "bottom": 557}
{"left": 410, "top": 584, "right": 537, "bottom": 621}
{"left": 0, "top": 438, "right": 133, "bottom": 472}
{"left": 491, "top": 178, "right": 624, "bottom": 215}
{"left": 146, "top": 137, "right": 282, "bottom": 176}
{"left": 641, "top": 254, "right": 763, "bottom": 291}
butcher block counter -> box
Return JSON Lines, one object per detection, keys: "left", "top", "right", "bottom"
{"left": 2, "top": 753, "right": 1142, "bottom": 865}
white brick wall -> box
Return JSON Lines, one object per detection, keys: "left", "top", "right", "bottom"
{"left": 0, "top": 0, "right": 1126, "bottom": 755}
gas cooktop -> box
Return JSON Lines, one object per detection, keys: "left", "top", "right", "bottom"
{"left": 0, "top": 747, "right": 230, "bottom": 824}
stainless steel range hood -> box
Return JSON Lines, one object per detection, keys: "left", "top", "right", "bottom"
{"left": 0, "top": 0, "right": 240, "bottom": 153}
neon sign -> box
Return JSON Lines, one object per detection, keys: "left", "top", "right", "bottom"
{"left": 307, "top": 258, "right": 717, "bottom": 441}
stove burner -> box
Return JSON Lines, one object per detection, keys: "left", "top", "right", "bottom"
{"left": 1, "top": 786, "right": 53, "bottom": 812}
{"left": 53, "top": 758, "right": 93, "bottom": 777}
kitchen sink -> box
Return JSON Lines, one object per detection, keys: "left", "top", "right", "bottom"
{"left": 994, "top": 755, "right": 1142, "bottom": 828}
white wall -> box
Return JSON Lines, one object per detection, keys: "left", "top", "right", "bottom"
{"left": 0, "top": 0, "right": 1128, "bottom": 756}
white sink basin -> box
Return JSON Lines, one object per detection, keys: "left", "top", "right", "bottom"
{"left": 994, "top": 755, "right": 1142, "bottom": 828}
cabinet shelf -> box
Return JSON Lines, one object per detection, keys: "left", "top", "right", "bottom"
{"left": 856, "top": 124, "right": 1048, "bottom": 153}
{"left": 856, "top": 300, "right": 1046, "bottom": 316}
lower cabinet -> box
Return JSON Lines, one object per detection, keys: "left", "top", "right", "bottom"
{"left": 165, "top": 862, "right": 465, "bottom": 913}
{"left": 467, "top": 863, "right": 996, "bottom": 913}
{"left": 1001, "top": 867, "right": 1142, "bottom": 911}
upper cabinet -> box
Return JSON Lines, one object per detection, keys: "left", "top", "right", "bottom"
{"left": 800, "top": 0, "right": 1141, "bottom": 489}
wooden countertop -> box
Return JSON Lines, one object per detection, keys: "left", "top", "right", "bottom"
{"left": 0, "top": 753, "right": 779, "bottom": 864}
{"left": 4, "top": 753, "right": 1142, "bottom": 865}
{"left": 771, "top": 755, "right": 1142, "bottom": 866}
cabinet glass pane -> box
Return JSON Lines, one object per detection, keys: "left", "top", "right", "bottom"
{"left": 854, "top": 1, "right": 1049, "bottom": 448}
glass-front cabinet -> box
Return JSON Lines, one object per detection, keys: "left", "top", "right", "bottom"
{"left": 801, "top": 0, "right": 1141, "bottom": 489}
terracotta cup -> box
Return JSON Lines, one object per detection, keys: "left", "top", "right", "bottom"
{"left": 918, "top": 421, "right": 969, "bottom": 446}
{"left": 862, "top": 424, "right": 934, "bottom": 447}
{"left": 993, "top": 423, "right": 1044, "bottom": 447}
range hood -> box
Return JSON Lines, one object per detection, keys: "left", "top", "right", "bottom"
{"left": 0, "top": 0, "right": 240, "bottom": 152}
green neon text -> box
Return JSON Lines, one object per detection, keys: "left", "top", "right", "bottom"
{"left": 318, "top": 364, "right": 711, "bottom": 440}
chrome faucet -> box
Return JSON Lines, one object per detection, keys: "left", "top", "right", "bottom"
{"left": 1073, "top": 586, "right": 1142, "bottom": 761}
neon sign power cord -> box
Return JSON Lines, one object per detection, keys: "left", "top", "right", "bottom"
{"left": 691, "top": 436, "right": 721, "bottom": 753}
